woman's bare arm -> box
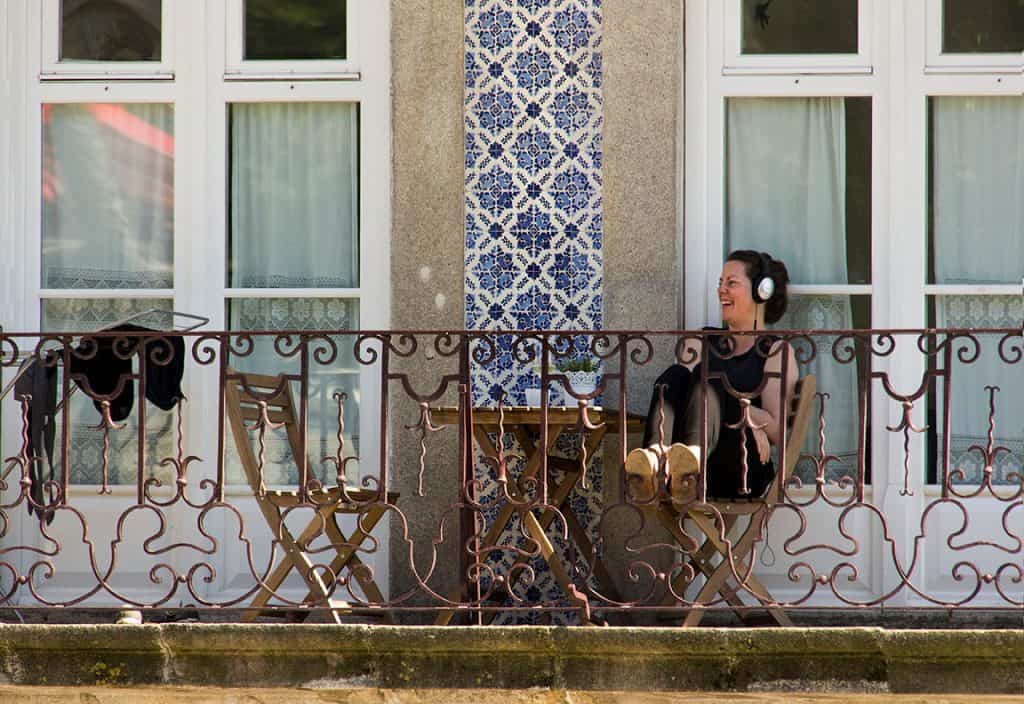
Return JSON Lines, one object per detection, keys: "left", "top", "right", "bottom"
{"left": 749, "top": 339, "right": 799, "bottom": 447}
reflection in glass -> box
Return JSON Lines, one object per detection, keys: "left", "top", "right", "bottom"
{"left": 942, "top": 0, "right": 1024, "bottom": 53}
{"left": 228, "top": 103, "right": 359, "bottom": 289}
{"left": 42, "top": 298, "right": 176, "bottom": 486}
{"left": 60, "top": 0, "right": 162, "bottom": 62}
{"left": 741, "top": 0, "right": 858, "bottom": 54}
{"left": 226, "top": 298, "right": 360, "bottom": 486}
{"left": 244, "top": 0, "right": 347, "bottom": 61}
{"left": 43, "top": 103, "right": 174, "bottom": 289}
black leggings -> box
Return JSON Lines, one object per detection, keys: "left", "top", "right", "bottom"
{"left": 641, "top": 364, "right": 775, "bottom": 498}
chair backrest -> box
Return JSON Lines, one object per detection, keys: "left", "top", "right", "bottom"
{"left": 766, "top": 374, "right": 816, "bottom": 503}
{"left": 223, "top": 369, "right": 304, "bottom": 496}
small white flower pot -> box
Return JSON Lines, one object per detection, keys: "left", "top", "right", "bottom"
{"left": 564, "top": 371, "right": 598, "bottom": 406}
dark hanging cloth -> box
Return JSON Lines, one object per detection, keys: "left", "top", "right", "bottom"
{"left": 69, "top": 323, "right": 185, "bottom": 422}
{"left": 14, "top": 355, "right": 58, "bottom": 523}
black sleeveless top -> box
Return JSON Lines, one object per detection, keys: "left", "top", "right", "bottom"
{"left": 702, "top": 326, "right": 779, "bottom": 407}
{"left": 699, "top": 326, "right": 780, "bottom": 498}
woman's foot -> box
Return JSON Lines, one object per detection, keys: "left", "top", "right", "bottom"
{"left": 666, "top": 444, "right": 700, "bottom": 503}
{"left": 624, "top": 447, "right": 659, "bottom": 499}
{"left": 626, "top": 444, "right": 701, "bottom": 501}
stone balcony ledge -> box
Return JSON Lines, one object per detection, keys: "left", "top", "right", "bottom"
{"left": 0, "top": 625, "right": 1019, "bottom": 694}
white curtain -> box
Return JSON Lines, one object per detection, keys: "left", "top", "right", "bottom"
{"left": 932, "top": 96, "right": 1024, "bottom": 485}
{"left": 226, "top": 103, "right": 361, "bottom": 486}
{"left": 726, "top": 97, "right": 859, "bottom": 482}
{"left": 43, "top": 103, "right": 174, "bottom": 289}
{"left": 229, "top": 102, "right": 359, "bottom": 289}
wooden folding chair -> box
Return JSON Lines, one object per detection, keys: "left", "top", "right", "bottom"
{"left": 224, "top": 369, "right": 397, "bottom": 623}
{"left": 647, "top": 375, "right": 816, "bottom": 627}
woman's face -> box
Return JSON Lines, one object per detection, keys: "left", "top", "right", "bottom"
{"left": 717, "top": 259, "right": 756, "bottom": 327}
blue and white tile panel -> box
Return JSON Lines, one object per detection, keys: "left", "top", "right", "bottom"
{"left": 465, "top": 0, "right": 604, "bottom": 621}
{"left": 465, "top": 0, "right": 604, "bottom": 405}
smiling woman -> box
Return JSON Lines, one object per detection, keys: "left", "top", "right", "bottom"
{"left": 625, "top": 251, "right": 798, "bottom": 501}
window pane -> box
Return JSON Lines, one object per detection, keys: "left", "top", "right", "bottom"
{"left": 42, "top": 298, "right": 176, "bottom": 486}
{"left": 928, "top": 97, "right": 1023, "bottom": 285}
{"left": 228, "top": 103, "right": 359, "bottom": 289}
{"left": 244, "top": 0, "right": 347, "bottom": 61}
{"left": 741, "top": 0, "right": 858, "bottom": 54}
{"left": 60, "top": 0, "right": 162, "bottom": 62}
{"left": 43, "top": 103, "right": 174, "bottom": 289}
{"left": 726, "top": 97, "right": 872, "bottom": 285}
{"left": 928, "top": 296, "right": 1024, "bottom": 486}
{"left": 225, "top": 298, "right": 360, "bottom": 486}
{"left": 775, "top": 295, "right": 871, "bottom": 486}
{"left": 942, "top": 0, "right": 1024, "bottom": 53}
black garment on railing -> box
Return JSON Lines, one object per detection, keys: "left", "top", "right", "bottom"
{"left": 14, "top": 354, "right": 58, "bottom": 523}
{"left": 69, "top": 324, "right": 185, "bottom": 422}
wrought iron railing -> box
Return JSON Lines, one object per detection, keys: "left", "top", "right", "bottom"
{"left": 0, "top": 328, "right": 1019, "bottom": 622}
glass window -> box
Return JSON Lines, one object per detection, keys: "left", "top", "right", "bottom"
{"left": 244, "top": 0, "right": 347, "bottom": 61}
{"left": 43, "top": 103, "right": 174, "bottom": 289}
{"left": 726, "top": 97, "right": 872, "bottom": 286}
{"left": 42, "top": 298, "right": 176, "bottom": 486}
{"left": 928, "top": 96, "right": 1023, "bottom": 286}
{"left": 226, "top": 298, "right": 360, "bottom": 486}
{"left": 60, "top": 0, "right": 162, "bottom": 62}
{"left": 927, "top": 96, "right": 1024, "bottom": 486}
{"left": 726, "top": 96, "right": 873, "bottom": 485}
{"left": 942, "top": 0, "right": 1024, "bottom": 54}
{"left": 741, "top": 0, "right": 858, "bottom": 55}
{"left": 227, "top": 102, "right": 359, "bottom": 289}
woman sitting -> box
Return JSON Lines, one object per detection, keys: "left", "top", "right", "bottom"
{"left": 626, "top": 250, "right": 798, "bottom": 501}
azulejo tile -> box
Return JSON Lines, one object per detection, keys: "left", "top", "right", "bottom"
{"left": 465, "top": 0, "right": 605, "bottom": 614}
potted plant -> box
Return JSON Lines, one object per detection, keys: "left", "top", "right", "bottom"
{"left": 555, "top": 356, "right": 600, "bottom": 405}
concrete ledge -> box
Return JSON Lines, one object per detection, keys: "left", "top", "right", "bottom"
{"left": 0, "top": 625, "right": 1019, "bottom": 694}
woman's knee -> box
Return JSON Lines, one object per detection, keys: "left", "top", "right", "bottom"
{"left": 654, "top": 364, "right": 692, "bottom": 392}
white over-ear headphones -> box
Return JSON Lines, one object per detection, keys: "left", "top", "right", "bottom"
{"left": 752, "top": 252, "right": 776, "bottom": 304}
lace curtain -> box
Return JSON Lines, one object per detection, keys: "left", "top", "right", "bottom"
{"left": 726, "top": 97, "right": 859, "bottom": 482}
{"left": 932, "top": 96, "right": 1024, "bottom": 485}
{"left": 225, "top": 299, "right": 361, "bottom": 486}
{"left": 42, "top": 299, "right": 176, "bottom": 486}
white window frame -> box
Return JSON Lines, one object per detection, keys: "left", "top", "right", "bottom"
{"left": 40, "top": 0, "right": 175, "bottom": 79}
{"left": 722, "top": 0, "right": 875, "bottom": 75}
{"left": 223, "top": 0, "right": 361, "bottom": 80}
{"left": 3, "top": 0, "right": 392, "bottom": 604}
{"left": 688, "top": 1, "right": 886, "bottom": 329}
{"left": 923, "top": 0, "right": 1024, "bottom": 73}
{"left": 206, "top": 0, "right": 390, "bottom": 486}
{"left": 687, "top": 0, "right": 1024, "bottom": 608}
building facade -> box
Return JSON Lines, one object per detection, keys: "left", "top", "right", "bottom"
{"left": 0, "top": 1, "right": 1021, "bottom": 614}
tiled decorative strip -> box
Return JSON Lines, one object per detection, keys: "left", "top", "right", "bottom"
{"left": 465, "top": 0, "right": 604, "bottom": 622}
{"left": 465, "top": 0, "right": 603, "bottom": 403}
